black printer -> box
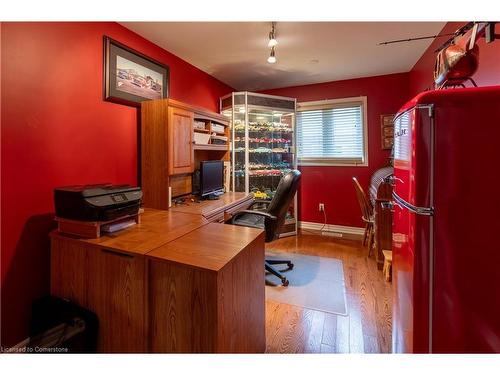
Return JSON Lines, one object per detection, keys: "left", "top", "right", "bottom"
{"left": 54, "top": 184, "right": 142, "bottom": 221}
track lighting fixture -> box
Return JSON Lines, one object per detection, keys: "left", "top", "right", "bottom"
{"left": 267, "top": 22, "right": 277, "bottom": 64}
{"left": 267, "top": 47, "right": 276, "bottom": 64}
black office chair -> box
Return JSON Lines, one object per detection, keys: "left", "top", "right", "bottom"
{"left": 230, "top": 170, "right": 301, "bottom": 286}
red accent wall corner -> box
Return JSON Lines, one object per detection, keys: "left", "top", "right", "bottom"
{"left": 1, "top": 22, "right": 233, "bottom": 347}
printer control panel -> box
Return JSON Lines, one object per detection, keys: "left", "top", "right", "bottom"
{"left": 111, "top": 193, "right": 128, "bottom": 203}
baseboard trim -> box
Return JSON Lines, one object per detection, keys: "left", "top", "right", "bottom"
{"left": 298, "top": 221, "right": 364, "bottom": 238}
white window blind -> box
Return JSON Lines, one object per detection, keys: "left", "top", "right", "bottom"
{"left": 297, "top": 97, "right": 368, "bottom": 166}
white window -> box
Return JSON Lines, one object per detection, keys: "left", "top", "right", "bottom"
{"left": 296, "top": 96, "right": 368, "bottom": 166}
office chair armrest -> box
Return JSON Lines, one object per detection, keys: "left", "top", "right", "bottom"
{"left": 231, "top": 210, "right": 277, "bottom": 224}
{"left": 249, "top": 200, "right": 271, "bottom": 209}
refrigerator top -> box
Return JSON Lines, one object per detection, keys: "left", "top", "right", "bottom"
{"left": 397, "top": 85, "right": 500, "bottom": 117}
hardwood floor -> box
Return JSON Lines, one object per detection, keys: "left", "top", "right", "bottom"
{"left": 265, "top": 230, "right": 392, "bottom": 353}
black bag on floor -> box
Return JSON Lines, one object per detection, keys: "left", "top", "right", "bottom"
{"left": 28, "top": 296, "right": 98, "bottom": 353}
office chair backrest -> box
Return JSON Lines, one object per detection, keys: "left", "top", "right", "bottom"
{"left": 266, "top": 170, "right": 301, "bottom": 240}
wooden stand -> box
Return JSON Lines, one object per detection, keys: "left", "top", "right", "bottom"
{"left": 382, "top": 250, "right": 393, "bottom": 282}
{"left": 55, "top": 210, "right": 143, "bottom": 239}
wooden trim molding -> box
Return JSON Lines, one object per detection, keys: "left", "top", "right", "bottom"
{"left": 167, "top": 99, "right": 228, "bottom": 124}
{"left": 298, "top": 221, "right": 364, "bottom": 238}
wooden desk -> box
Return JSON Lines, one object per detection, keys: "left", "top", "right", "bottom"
{"left": 148, "top": 224, "right": 265, "bottom": 353}
{"left": 50, "top": 206, "right": 265, "bottom": 353}
{"left": 169, "top": 192, "right": 253, "bottom": 222}
{"left": 71, "top": 208, "right": 208, "bottom": 255}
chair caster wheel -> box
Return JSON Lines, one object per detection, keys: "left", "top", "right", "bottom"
{"left": 287, "top": 262, "right": 294, "bottom": 270}
{"left": 281, "top": 278, "right": 289, "bottom": 286}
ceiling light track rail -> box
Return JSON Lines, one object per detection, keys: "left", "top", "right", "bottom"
{"left": 267, "top": 22, "right": 278, "bottom": 64}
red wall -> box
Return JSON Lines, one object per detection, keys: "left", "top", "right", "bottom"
{"left": 409, "top": 22, "right": 500, "bottom": 96}
{"left": 261, "top": 73, "right": 410, "bottom": 228}
{"left": 1, "top": 22, "right": 232, "bottom": 346}
{"left": 4, "top": 20, "right": 498, "bottom": 348}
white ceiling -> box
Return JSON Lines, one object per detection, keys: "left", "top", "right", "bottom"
{"left": 121, "top": 22, "right": 445, "bottom": 91}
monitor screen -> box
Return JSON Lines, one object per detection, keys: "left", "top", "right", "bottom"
{"left": 200, "top": 160, "right": 224, "bottom": 197}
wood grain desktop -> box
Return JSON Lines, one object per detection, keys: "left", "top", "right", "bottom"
{"left": 80, "top": 209, "right": 208, "bottom": 255}
{"left": 50, "top": 202, "right": 265, "bottom": 353}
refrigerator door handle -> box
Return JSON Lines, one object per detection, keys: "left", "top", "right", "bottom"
{"left": 392, "top": 192, "right": 434, "bottom": 216}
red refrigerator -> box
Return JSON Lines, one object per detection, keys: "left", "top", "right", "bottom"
{"left": 391, "top": 86, "right": 500, "bottom": 353}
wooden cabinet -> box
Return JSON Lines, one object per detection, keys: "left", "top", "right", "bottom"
{"left": 142, "top": 100, "right": 194, "bottom": 209}
{"left": 147, "top": 223, "right": 266, "bottom": 353}
{"left": 141, "top": 99, "right": 229, "bottom": 209}
{"left": 141, "top": 100, "right": 170, "bottom": 210}
{"left": 50, "top": 209, "right": 266, "bottom": 353}
{"left": 51, "top": 238, "right": 148, "bottom": 353}
{"left": 168, "top": 106, "right": 194, "bottom": 175}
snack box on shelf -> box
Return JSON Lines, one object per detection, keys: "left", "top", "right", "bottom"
{"left": 194, "top": 132, "right": 211, "bottom": 145}
{"left": 194, "top": 121, "right": 207, "bottom": 130}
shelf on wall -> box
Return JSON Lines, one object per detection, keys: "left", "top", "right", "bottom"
{"left": 234, "top": 129, "right": 293, "bottom": 134}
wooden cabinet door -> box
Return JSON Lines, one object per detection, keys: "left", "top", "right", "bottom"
{"left": 168, "top": 106, "right": 194, "bottom": 175}
{"left": 87, "top": 249, "right": 147, "bottom": 353}
{"left": 51, "top": 239, "right": 147, "bottom": 353}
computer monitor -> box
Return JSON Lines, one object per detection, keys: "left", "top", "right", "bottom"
{"left": 199, "top": 160, "right": 224, "bottom": 198}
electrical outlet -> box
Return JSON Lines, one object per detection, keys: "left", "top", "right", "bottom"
{"left": 319, "top": 203, "right": 325, "bottom": 212}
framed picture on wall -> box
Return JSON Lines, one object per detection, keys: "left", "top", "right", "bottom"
{"left": 380, "top": 114, "right": 395, "bottom": 150}
{"left": 103, "top": 36, "right": 169, "bottom": 107}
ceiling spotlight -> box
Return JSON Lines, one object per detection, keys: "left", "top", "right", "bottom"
{"left": 267, "top": 47, "right": 276, "bottom": 64}
{"left": 268, "top": 22, "right": 278, "bottom": 47}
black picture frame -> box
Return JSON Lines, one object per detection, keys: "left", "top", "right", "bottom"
{"left": 103, "top": 36, "right": 169, "bottom": 107}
